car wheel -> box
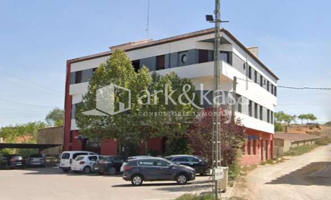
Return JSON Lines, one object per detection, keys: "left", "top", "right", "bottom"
{"left": 62, "top": 168, "right": 70, "bottom": 173}
{"left": 131, "top": 175, "right": 143, "bottom": 186}
{"left": 108, "top": 167, "right": 116, "bottom": 175}
{"left": 83, "top": 167, "right": 92, "bottom": 174}
{"left": 176, "top": 174, "right": 188, "bottom": 185}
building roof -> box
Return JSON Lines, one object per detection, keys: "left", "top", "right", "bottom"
{"left": 274, "top": 133, "right": 321, "bottom": 142}
{"left": 68, "top": 28, "right": 279, "bottom": 80}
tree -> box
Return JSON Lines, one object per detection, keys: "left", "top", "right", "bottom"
{"left": 76, "top": 50, "right": 141, "bottom": 154}
{"left": 76, "top": 50, "right": 197, "bottom": 155}
{"left": 307, "top": 113, "right": 317, "bottom": 123}
{"left": 188, "top": 107, "right": 246, "bottom": 167}
{"left": 298, "top": 114, "right": 306, "bottom": 125}
{"left": 45, "top": 108, "right": 64, "bottom": 126}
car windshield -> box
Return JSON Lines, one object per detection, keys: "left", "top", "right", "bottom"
{"left": 75, "top": 156, "right": 85, "bottom": 161}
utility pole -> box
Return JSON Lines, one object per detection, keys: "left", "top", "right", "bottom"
{"left": 213, "top": 0, "right": 222, "bottom": 199}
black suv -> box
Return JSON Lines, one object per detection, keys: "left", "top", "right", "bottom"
{"left": 165, "top": 155, "right": 209, "bottom": 175}
{"left": 122, "top": 157, "right": 195, "bottom": 186}
{"left": 94, "top": 156, "right": 127, "bottom": 175}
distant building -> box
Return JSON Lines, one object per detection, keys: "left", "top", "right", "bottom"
{"left": 274, "top": 133, "right": 320, "bottom": 156}
{"left": 64, "top": 28, "right": 278, "bottom": 165}
{"left": 38, "top": 126, "right": 64, "bottom": 156}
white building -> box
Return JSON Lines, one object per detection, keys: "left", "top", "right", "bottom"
{"left": 64, "top": 28, "right": 279, "bottom": 165}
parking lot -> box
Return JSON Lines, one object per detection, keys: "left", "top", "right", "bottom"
{"left": 0, "top": 167, "right": 212, "bottom": 200}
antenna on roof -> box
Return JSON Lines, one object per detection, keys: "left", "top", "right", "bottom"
{"left": 146, "top": 0, "right": 150, "bottom": 39}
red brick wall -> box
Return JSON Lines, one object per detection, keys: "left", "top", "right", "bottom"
{"left": 101, "top": 139, "right": 118, "bottom": 155}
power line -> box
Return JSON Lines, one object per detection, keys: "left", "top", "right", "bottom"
{"left": 0, "top": 70, "right": 63, "bottom": 95}
{"left": 0, "top": 97, "right": 58, "bottom": 108}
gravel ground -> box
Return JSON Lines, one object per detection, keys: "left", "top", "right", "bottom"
{"left": 233, "top": 144, "right": 331, "bottom": 200}
{"left": 0, "top": 167, "right": 213, "bottom": 200}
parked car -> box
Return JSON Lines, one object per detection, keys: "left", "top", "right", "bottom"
{"left": 94, "top": 156, "right": 127, "bottom": 175}
{"left": 120, "top": 155, "right": 153, "bottom": 172}
{"left": 27, "top": 154, "right": 46, "bottom": 167}
{"left": 71, "top": 155, "right": 101, "bottom": 174}
{"left": 59, "top": 151, "right": 97, "bottom": 173}
{"left": 0, "top": 155, "right": 26, "bottom": 169}
{"left": 122, "top": 157, "right": 195, "bottom": 186}
{"left": 165, "top": 155, "right": 209, "bottom": 175}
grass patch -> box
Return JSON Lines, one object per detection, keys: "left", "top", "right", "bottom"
{"left": 175, "top": 193, "right": 216, "bottom": 200}
{"left": 284, "top": 144, "right": 318, "bottom": 156}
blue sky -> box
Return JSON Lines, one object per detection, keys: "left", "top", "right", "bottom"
{"left": 0, "top": 0, "right": 330, "bottom": 127}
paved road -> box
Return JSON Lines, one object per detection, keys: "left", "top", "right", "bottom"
{"left": 233, "top": 144, "right": 331, "bottom": 200}
{"left": 0, "top": 167, "right": 212, "bottom": 200}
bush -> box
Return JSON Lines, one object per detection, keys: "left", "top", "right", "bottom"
{"left": 316, "top": 136, "right": 331, "bottom": 146}
{"left": 176, "top": 194, "right": 216, "bottom": 200}
{"left": 165, "top": 136, "right": 193, "bottom": 156}
{"left": 275, "top": 123, "right": 283, "bottom": 132}
{"left": 284, "top": 145, "right": 317, "bottom": 156}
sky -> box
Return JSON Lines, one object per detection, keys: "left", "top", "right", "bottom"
{"left": 0, "top": 0, "right": 330, "bottom": 127}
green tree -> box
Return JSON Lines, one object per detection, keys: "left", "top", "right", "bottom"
{"left": 298, "top": 114, "right": 306, "bottom": 124}
{"left": 76, "top": 50, "right": 197, "bottom": 155}
{"left": 45, "top": 108, "right": 64, "bottom": 126}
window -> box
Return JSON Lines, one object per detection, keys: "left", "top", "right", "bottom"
{"left": 271, "top": 84, "right": 274, "bottom": 94}
{"left": 260, "top": 76, "right": 263, "bottom": 87}
{"left": 267, "top": 110, "right": 270, "bottom": 123}
{"left": 255, "top": 71, "right": 258, "bottom": 83}
{"left": 199, "top": 50, "right": 209, "bottom": 63}
{"left": 138, "top": 160, "right": 155, "bottom": 166}
{"left": 271, "top": 111, "right": 274, "bottom": 124}
{"left": 155, "top": 160, "right": 170, "bottom": 167}
{"left": 75, "top": 156, "right": 85, "bottom": 161}
{"left": 132, "top": 60, "right": 140, "bottom": 72}
{"left": 254, "top": 103, "right": 258, "bottom": 119}
{"left": 243, "top": 63, "right": 246, "bottom": 70}
{"left": 274, "top": 87, "right": 277, "bottom": 97}
{"left": 188, "top": 157, "right": 200, "bottom": 163}
{"left": 173, "top": 157, "right": 189, "bottom": 162}
{"left": 156, "top": 55, "right": 165, "bottom": 70}
{"left": 249, "top": 100, "right": 253, "bottom": 117}
{"left": 248, "top": 66, "right": 252, "bottom": 79}
{"left": 73, "top": 153, "right": 88, "bottom": 159}
{"left": 61, "top": 153, "right": 70, "bottom": 159}
{"left": 267, "top": 81, "right": 270, "bottom": 92}
{"left": 220, "top": 52, "right": 230, "bottom": 64}
{"left": 93, "top": 68, "right": 97, "bottom": 74}
{"left": 75, "top": 71, "right": 82, "bottom": 83}
{"left": 88, "top": 156, "right": 98, "bottom": 161}
{"left": 237, "top": 94, "right": 242, "bottom": 113}
{"left": 259, "top": 105, "right": 263, "bottom": 120}
{"left": 178, "top": 51, "right": 188, "bottom": 66}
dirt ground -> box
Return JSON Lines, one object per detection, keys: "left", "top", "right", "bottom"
{"left": 0, "top": 168, "right": 212, "bottom": 200}
{"left": 232, "top": 144, "right": 331, "bottom": 200}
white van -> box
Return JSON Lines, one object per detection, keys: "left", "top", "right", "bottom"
{"left": 59, "top": 151, "right": 97, "bottom": 172}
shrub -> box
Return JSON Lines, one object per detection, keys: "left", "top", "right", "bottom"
{"left": 316, "top": 136, "right": 331, "bottom": 146}
{"left": 176, "top": 194, "right": 216, "bottom": 200}
{"left": 165, "top": 136, "right": 193, "bottom": 156}
{"left": 275, "top": 123, "right": 283, "bottom": 132}
{"left": 284, "top": 145, "right": 317, "bottom": 156}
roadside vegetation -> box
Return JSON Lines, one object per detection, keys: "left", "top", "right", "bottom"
{"left": 0, "top": 108, "right": 64, "bottom": 156}
{"left": 176, "top": 194, "right": 247, "bottom": 200}
{"left": 283, "top": 136, "right": 331, "bottom": 157}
